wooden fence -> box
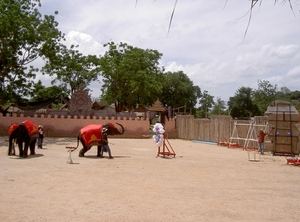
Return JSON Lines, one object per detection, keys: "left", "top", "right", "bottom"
{"left": 176, "top": 115, "right": 271, "bottom": 144}
{"left": 176, "top": 115, "right": 231, "bottom": 142}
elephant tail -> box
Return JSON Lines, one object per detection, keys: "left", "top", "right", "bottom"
{"left": 74, "top": 134, "right": 80, "bottom": 151}
{"left": 66, "top": 134, "right": 80, "bottom": 152}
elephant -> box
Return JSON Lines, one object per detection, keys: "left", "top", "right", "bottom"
{"left": 75, "top": 123, "right": 124, "bottom": 157}
{"left": 8, "top": 120, "right": 39, "bottom": 158}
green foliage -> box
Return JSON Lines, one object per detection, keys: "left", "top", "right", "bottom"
{"left": 279, "top": 90, "right": 300, "bottom": 112}
{"left": 211, "top": 97, "right": 228, "bottom": 115}
{"left": 227, "top": 83, "right": 299, "bottom": 118}
{"left": 160, "top": 71, "right": 201, "bottom": 113}
{"left": 253, "top": 80, "right": 277, "bottom": 114}
{"left": 0, "top": 0, "right": 64, "bottom": 103}
{"left": 288, "top": 90, "right": 300, "bottom": 101}
{"left": 31, "top": 80, "right": 64, "bottom": 101}
{"left": 42, "top": 44, "right": 99, "bottom": 96}
{"left": 99, "top": 41, "right": 164, "bottom": 112}
{"left": 197, "top": 90, "right": 214, "bottom": 118}
{"left": 228, "top": 87, "right": 260, "bottom": 118}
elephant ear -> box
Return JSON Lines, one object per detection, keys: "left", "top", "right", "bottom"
{"left": 8, "top": 123, "right": 19, "bottom": 135}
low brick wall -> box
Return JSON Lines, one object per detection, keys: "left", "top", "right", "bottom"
{"left": 0, "top": 113, "right": 176, "bottom": 139}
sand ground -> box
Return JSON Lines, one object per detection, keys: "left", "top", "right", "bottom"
{"left": 0, "top": 136, "right": 300, "bottom": 222}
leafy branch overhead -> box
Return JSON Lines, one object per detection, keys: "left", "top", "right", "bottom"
{"left": 0, "top": 0, "right": 64, "bottom": 102}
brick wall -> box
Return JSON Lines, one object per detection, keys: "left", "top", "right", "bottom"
{"left": 0, "top": 113, "right": 176, "bottom": 138}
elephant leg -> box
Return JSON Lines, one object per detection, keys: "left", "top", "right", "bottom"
{"left": 79, "top": 147, "right": 88, "bottom": 157}
{"left": 8, "top": 139, "right": 16, "bottom": 156}
{"left": 11, "top": 141, "right": 16, "bottom": 155}
{"left": 23, "top": 141, "right": 29, "bottom": 158}
{"left": 30, "top": 139, "right": 36, "bottom": 155}
{"left": 97, "top": 146, "right": 102, "bottom": 157}
{"left": 17, "top": 140, "right": 23, "bottom": 157}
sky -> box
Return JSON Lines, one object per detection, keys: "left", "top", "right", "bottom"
{"left": 38, "top": 0, "right": 300, "bottom": 103}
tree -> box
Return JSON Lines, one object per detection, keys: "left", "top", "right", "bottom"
{"left": 0, "top": 0, "right": 64, "bottom": 104}
{"left": 42, "top": 44, "right": 99, "bottom": 96}
{"left": 228, "top": 87, "right": 260, "bottom": 118}
{"left": 253, "top": 80, "right": 277, "bottom": 114}
{"left": 289, "top": 90, "right": 300, "bottom": 101}
{"left": 197, "top": 90, "right": 214, "bottom": 118}
{"left": 211, "top": 97, "right": 227, "bottom": 115}
{"left": 160, "top": 71, "right": 201, "bottom": 114}
{"left": 281, "top": 90, "right": 300, "bottom": 112}
{"left": 99, "top": 41, "right": 164, "bottom": 112}
{"left": 31, "top": 80, "right": 64, "bottom": 101}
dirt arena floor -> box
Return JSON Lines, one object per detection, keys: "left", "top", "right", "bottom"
{"left": 0, "top": 136, "right": 300, "bottom": 222}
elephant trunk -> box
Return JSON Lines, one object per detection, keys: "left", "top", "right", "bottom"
{"left": 116, "top": 123, "right": 124, "bottom": 135}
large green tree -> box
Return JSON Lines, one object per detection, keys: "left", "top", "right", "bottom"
{"left": 0, "top": 0, "right": 64, "bottom": 104}
{"left": 253, "top": 80, "right": 277, "bottom": 114}
{"left": 160, "top": 71, "right": 201, "bottom": 114}
{"left": 42, "top": 44, "right": 99, "bottom": 96}
{"left": 99, "top": 41, "right": 164, "bottom": 112}
{"left": 228, "top": 86, "right": 260, "bottom": 118}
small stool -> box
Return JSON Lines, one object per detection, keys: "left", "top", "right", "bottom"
{"left": 247, "top": 151, "right": 260, "bottom": 162}
{"left": 65, "top": 147, "right": 76, "bottom": 164}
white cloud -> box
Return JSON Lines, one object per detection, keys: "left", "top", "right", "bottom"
{"left": 286, "top": 66, "right": 300, "bottom": 78}
{"left": 64, "top": 31, "right": 105, "bottom": 56}
{"left": 37, "top": 0, "right": 300, "bottom": 101}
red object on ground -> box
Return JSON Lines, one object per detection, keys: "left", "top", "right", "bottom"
{"left": 157, "top": 134, "right": 176, "bottom": 158}
{"left": 286, "top": 156, "right": 300, "bottom": 165}
{"left": 228, "top": 143, "right": 241, "bottom": 148}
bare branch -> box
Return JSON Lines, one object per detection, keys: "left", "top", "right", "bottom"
{"left": 223, "top": 0, "right": 229, "bottom": 9}
{"left": 136, "top": 0, "right": 296, "bottom": 38}
{"left": 243, "top": 0, "right": 259, "bottom": 41}
{"left": 168, "top": 0, "right": 178, "bottom": 35}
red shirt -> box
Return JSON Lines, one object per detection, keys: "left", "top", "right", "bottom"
{"left": 258, "top": 132, "right": 268, "bottom": 143}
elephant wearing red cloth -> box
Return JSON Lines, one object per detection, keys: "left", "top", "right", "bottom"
{"left": 8, "top": 120, "right": 39, "bottom": 158}
{"left": 76, "top": 123, "right": 124, "bottom": 157}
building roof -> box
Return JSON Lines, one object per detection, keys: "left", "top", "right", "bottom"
{"left": 148, "top": 99, "right": 166, "bottom": 112}
{"left": 134, "top": 104, "right": 148, "bottom": 112}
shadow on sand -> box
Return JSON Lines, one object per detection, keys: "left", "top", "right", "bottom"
{"left": 9, "top": 153, "right": 44, "bottom": 159}
{"left": 82, "top": 155, "right": 131, "bottom": 159}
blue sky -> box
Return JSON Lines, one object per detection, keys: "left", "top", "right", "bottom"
{"left": 38, "top": 0, "right": 300, "bottom": 103}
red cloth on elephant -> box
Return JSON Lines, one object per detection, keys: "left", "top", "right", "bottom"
{"left": 8, "top": 123, "right": 19, "bottom": 135}
{"left": 80, "top": 124, "right": 103, "bottom": 147}
{"left": 22, "top": 120, "right": 39, "bottom": 138}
